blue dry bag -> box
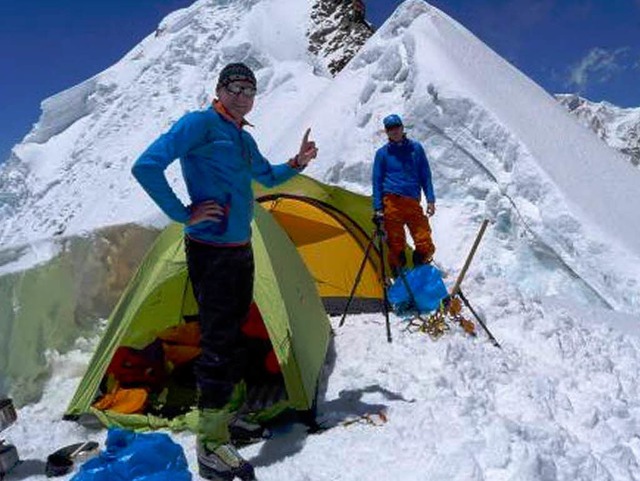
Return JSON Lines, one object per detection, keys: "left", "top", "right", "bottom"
{"left": 387, "top": 264, "right": 448, "bottom": 313}
{"left": 71, "top": 428, "right": 191, "bottom": 481}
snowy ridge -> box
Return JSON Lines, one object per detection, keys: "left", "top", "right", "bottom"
{"left": 268, "top": 0, "right": 640, "bottom": 312}
{"left": 557, "top": 94, "right": 640, "bottom": 167}
{"left": 24, "top": 78, "right": 98, "bottom": 144}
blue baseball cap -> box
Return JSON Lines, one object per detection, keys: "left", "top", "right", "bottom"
{"left": 383, "top": 114, "right": 403, "bottom": 129}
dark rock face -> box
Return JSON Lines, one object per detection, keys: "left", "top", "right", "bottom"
{"left": 308, "top": 0, "right": 375, "bottom": 75}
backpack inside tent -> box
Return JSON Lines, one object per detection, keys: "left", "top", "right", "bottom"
{"left": 65, "top": 176, "right": 386, "bottom": 431}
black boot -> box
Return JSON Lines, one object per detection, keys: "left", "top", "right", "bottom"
{"left": 412, "top": 250, "right": 432, "bottom": 267}
{"left": 229, "top": 416, "right": 271, "bottom": 445}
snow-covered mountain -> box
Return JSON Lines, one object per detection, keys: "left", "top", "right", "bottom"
{"left": 4, "top": 1, "right": 640, "bottom": 479}
{"left": 0, "top": 0, "right": 376, "bottom": 246}
{"left": 0, "top": 0, "right": 367, "bottom": 404}
{"left": 2, "top": 0, "right": 639, "bottom": 309}
{"left": 557, "top": 93, "right": 640, "bottom": 167}
{"left": 281, "top": 1, "right": 640, "bottom": 313}
{"left": 0, "top": 0, "right": 331, "bottom": 247}
{"left": 2, "top": 0, "right": 640, "bottom": 390}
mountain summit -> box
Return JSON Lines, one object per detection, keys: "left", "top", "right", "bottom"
{"left": 308, "top": 0, "right": 375, "bottom": 75}
{"left": 274, "top": 0, "right": 640, "bottom": 311}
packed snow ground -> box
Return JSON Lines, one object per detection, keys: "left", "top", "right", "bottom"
{"left": 7, "top": 235, "right": 640, "bottom": 481}
{"left": 7, "top": 287, "right": 640, "bottom": 481}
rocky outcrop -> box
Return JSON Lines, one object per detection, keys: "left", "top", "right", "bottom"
{"left": 308, "top": 0, "right": 375, "bottom": 75}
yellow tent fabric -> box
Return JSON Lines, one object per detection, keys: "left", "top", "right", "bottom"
{"left": 259, "top": 195, "right": 383, "bottom": 314}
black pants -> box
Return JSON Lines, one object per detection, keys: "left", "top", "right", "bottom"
{"left": 185, "top": 237, "right": 254, "bottom": 410}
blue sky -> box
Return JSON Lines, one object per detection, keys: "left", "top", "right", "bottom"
{"left": 1, "top": 0, "right": 639, "bottom": 163}
{"left": 369, "top": 0, "right": 640, "bottom": 106}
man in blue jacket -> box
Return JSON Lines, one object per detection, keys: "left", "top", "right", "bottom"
{"left": 132, "top": 63, "right": 317, "bottom": 481}
{"left": 372, "top": 114, "right": 436, "bottom": 274}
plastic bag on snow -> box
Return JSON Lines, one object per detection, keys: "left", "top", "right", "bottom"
{"left": 71, "top": 428, "right": 191, "bottom": 481}
{"left": 387, "top": 264, "right": 448, "bottom": 313}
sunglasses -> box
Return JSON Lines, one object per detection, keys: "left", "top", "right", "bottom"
{"left": 225, "top": 83, "right": 257, "bottom": 98}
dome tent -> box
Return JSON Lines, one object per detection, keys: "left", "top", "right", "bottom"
{"left": 65, "top": 176, "right": 385, "bottom": 431}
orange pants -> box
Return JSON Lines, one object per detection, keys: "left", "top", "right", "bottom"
{"left": 383, "top": 194, "right": 435, "bottom": 269}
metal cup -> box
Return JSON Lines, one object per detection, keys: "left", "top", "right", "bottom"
{"left": 0, "top": 442, "right": 19, "bottom": 478}
{"left": 0, "top": 399, "right": 16, "bottom": 433}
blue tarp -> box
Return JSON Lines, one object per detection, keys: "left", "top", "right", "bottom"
{"left": 72, "top": 429, "right": 191, "bottom": 481}
{"left": 388, "top": 264, "right": 448, "bottom": 313}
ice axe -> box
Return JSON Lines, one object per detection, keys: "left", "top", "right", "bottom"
{"left": 448, "top": 219, "right": 501, "bottom": 348}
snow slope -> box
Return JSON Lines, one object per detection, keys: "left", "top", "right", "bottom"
{"left": 270, "top": 0, "right": 640, "bottom": 313}
{"left": 0, "top": 0, "right": 327, "bottom": 246}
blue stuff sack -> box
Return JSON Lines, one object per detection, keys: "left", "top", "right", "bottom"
{"left": 387, "top": 264, "right": 449, "bottom": 313}
{"left": 71, "top": 428, "right": 191, "bottom": 481}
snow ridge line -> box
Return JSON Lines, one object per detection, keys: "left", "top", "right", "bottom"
{"left": 423, "top": 119, "right": 613, "bottom": 310}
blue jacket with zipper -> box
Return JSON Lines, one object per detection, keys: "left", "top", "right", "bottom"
{"left": 372, "top": 137, "right": 435, "bottom": 211}
{"left": 132, "top": 106, "right": 298, "bottom": 245}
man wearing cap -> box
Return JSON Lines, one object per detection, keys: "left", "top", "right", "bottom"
{"left": 372, "top": 114, "right": 436, "bottom": 274}
{"left": 132, "top": 62, "right": 317, "bottom": 481}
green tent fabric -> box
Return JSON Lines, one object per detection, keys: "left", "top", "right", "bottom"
{"left": 65, "top": 204, "right": 331, "bottom": 429}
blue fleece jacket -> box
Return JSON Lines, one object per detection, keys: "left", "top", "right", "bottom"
{"left": 132, "top": 107, "right": 298, "bottom": 244}
{"left": 372, "top": 137, "right": 435, "bottom": 211}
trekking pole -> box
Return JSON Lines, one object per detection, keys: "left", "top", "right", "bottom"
{"left": 458, "top": 289, "right": 501, "bottom": 348}
{"left": 375, "top": 225, "right": 392, "bottom": 343}
{"left": 338, "top": 230, "right": 378, "bottom": 328}
{"left": 338, "top": 225, "right": 392, "bottom": 342}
